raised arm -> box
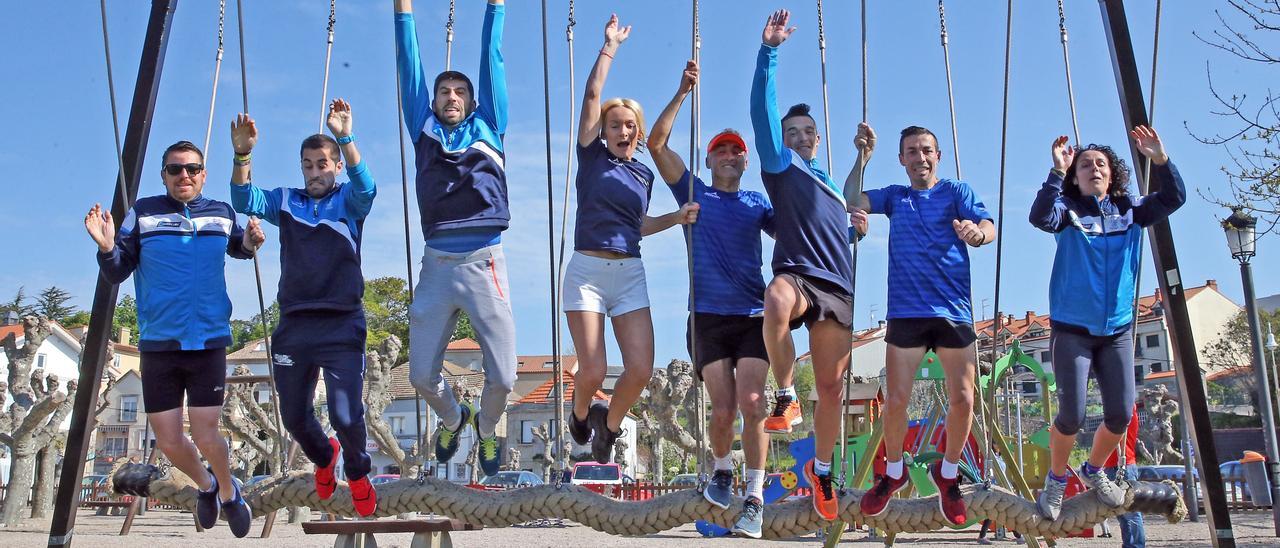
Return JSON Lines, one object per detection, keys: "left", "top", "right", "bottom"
{"left": 578, "top": 14, "right": 631, "bottom": 147}
{"left": 394, "top": 0, "right": 433, "bottom": 137}
{"left": 228, "top": 112, "right": 282, "bottom": 225}
{"left": 749, "top": 10, "right": 797, "bottom": 174}
{"left": 1028, "top": 135, "right": 1074, "bottom": 233}
{"left": 648, "top": 60, "right": 698, "bottom": 185}
{"left": 843, "top": 122, "right": 875, "bottom": 211}
{"left": 476, "top": 0, "right": 507, "bottom": 133}
{"left": 327, "top": 99, "right": 377, "bottom": 219}
{"left": 1128, "top": 126, "right": 1186, "bottom": 227}
{"left": 87, "top": 203, "right": 138, "bottom": 284}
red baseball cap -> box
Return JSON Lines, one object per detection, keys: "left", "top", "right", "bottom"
{"left": 707, "top": 129, "right": 748, "bottom": 152}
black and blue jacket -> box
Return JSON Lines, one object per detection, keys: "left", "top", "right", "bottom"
{"left": 231, "top": 161, "right": 375, "bottom": 314}
{"left": 1029, "top": 161, "right": 1186, "bottom": 336}
{"left": 97, "top": 194, "right": 254, "bottom": 351}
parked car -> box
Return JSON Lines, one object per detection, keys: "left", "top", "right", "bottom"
{"left": 668, "top": 473, "right": 698, "bottom": 488}
{"left": 571, "top": 462, "right": 623, "bottom": 486}
{"left": 479, "top": 471, "right": 543, "bottom": 489}
{"left": 1219, "top": 460, "right": 1252, "bottom": 500}
{"left": 1135, "top": 465, "right": 1201, "bottom": 499}
{"left": 370, "top": 474, "right": 401, "bottom": 486}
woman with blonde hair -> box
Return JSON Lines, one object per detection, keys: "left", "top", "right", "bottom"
{"left": 565, "top": 13, "right": 699, "bottom": 465}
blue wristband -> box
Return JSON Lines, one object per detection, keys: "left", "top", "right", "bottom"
{"left": 336, "top": 134, "right": 355, "bottom": 145}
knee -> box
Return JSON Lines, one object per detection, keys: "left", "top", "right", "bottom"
{"left": 189, "top": 427, "right": 223, "bottom": 450}
{"left": 763, "top": 283, "right": 794, "bottom": 321}
{"left": 621, "top": 362, "right": 652, "bottom": 384}
{"left": 948, "top": 383, "right": 975, "bottom": 411}
{"left": 1055, "top": 409, "right": 1085, "bottom": 436}
{"left": 408, "top": 365, "right": 436, "bottom": 393}
{"left": 575, "top": 365, "right": 606, "bottom": 391}
{"left": 1104, "top": 406, "right": 1134, "bottom": 435}
{"left": 710, "top": 403, "right": 736, "bottom": 429}
{"left": 153, "top": 432, "right": 185, "bottom": 455}
{"left": 816, "top": 381, "right": 842, "bottom": 403}
{"left": 883, "top": 387, "right": 911, "bottom": 414}
{"left": 738, "top": 393, "right": 766, "bottom": 423}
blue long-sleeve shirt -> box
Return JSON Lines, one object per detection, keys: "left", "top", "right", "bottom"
{"left": 231, "top": 161, "right": 375, "bottom": 314}
{"left": 97, "top": 194, "right": 253, "bottom": 351}
{"left": 1029, "top": 160, "right": 1187, "bottom": 336}
{"left": 749, "top": 44, "right": 853, "bottom": 292}
{"left": 395, "top": 4, "right": 509, "bottom": 246}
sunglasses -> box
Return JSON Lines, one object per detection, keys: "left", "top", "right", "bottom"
{"left": 163, "top": 163, "right": 205, "bottom": 176}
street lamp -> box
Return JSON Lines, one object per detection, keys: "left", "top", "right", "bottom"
{"left": 1223, "top": 206, "right": 1280, "bottom": 536}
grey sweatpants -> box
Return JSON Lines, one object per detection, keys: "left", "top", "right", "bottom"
{"left": 409, "top": 244, "right": 517, "bottom": 438}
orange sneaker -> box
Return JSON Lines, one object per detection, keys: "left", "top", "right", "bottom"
{"left": 348, "top": 475, "right": 377, "bottom": 517}
{"left": 315, "top": 437, "right": 340, "bottom": 500}
{"left": 763, "top": 396, "right": 802, "bottom": 434}
{"left": 803, "top": 459, "right": 838, "bottom": 521}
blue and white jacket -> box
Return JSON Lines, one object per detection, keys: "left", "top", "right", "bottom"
{"left": 97, "top": 194, "right": 254, "bottom": 351}
{"left": 1028, "top": 161, "right": 1186, "bottom": 336}
{"left": 395, "top": 4, "right": 508, "bottom": 243}
{"left": 231, "top": 161, "right": 375, "bottom": 314}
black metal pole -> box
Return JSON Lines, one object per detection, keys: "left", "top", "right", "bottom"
{"left": 1239, "top": 260, "right": 1280, "bottom": 536}
{"left": 1098, "top": 1, "right": 1235, "bottom": 546}
{"left": 48, "top": 1, "right": 177, "bottom": 546}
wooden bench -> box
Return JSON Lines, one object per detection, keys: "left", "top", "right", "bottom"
{"left": 302, "top": 518, "right": 482, "bottom": 548}
{"left": 84, "top": 500, "right": 133, "bottom": 516}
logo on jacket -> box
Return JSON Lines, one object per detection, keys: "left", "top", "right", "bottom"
{"left": 156, "top": 220, "right": 183, "bottom": 228}
{"left": 273, "top": 353, "right": 295, "bottom": 367}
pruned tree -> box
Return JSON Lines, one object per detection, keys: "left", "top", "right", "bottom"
{"left": 221, "top": 364, "right": 286, "bottom": 476}
{"left": 365, "top": 335, "right": 424, "bottom": 475}
{"left": 1190, "top": 0, "right": 1280, "bottom": 232}
{"left": 0, "top": 315, "right": 77, "bottom": 526}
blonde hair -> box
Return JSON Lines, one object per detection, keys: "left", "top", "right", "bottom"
{"left": 600, "top": 97, "right": 647, "bottom": 149}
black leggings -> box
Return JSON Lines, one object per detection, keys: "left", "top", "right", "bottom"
{"left": 1051, "top": 328, "right": 1135, "bottom": 436}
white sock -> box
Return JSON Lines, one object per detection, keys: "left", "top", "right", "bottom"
{"left": 776, "top": 386, "right": 797, "bottom": 400}
{"left": 941, "top": 459, "right": 959, "bottom": 480}
{"left": 442, "top": 405, "right": 464, "bottom": 432}
{"left": 477, "top": 422, "right": 495, "bottom": 439}
{"left": 713, "top": 454, "right": 733, "bottom": 472}
{"left": 886, "top": 459, "right": 904, "bottom": 480}
{"left": 813, "top": 458, "right": 831, "bottom": 476}
{"left": 745, "top": 469, "right": 766, "bottom": 501}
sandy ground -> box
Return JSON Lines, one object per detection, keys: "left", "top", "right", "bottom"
{"left": 1, "top": 508, "right": 1277, "bottom": 547}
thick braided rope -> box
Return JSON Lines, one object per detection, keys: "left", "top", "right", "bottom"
{"left": 113, "top": 464, "right": 1184, "bottom": 539}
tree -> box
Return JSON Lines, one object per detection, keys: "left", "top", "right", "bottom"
{"left": 1202, "top": 307, "right": 1280, "bottom": 409}
{"left": 1191, "top": 1, "right": 1280, "bottom": 233}
{"left": 453, "top": 312, "right": 476, "bottom": 342}
{"left": 34, "top": 286, "right": 77, "bottom": 323}
{"left": 230, "top": 301, "right": 280, "bottom": 352}
{"left": 364, "top": 277, "right": 410, "bottom": 362}
{"left": 112, "top": 294, "right": 139, "bottom": 345}
{"left": 1, "top": 287, "right": 37, "bottom": 319}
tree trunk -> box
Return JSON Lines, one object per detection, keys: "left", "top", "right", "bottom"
{"left": 1, "top": 450, "right": 37, "bottom": 526}
{"left": 30, "top": 445, "right": 57, "bottom": 518}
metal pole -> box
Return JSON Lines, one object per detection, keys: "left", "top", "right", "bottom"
{"left": 1239, "top": 259, "right": 1280, "bottom": 535}
{"left": 1098, "top": 1, "right": 1235, "bottom": 545}
{"left": 49, "top": 2, "right": 177, "bottom": 546}
{"left": 1181, "top": 404, "right": 1200, "bottom": 521}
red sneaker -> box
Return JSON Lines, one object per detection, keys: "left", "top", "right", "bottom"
{"left": 348, "top": 475, "right": 377, "bottom": 517}
{"left": 315, "top": 437, "right": 340, "bottom": 500}
{"left": 802, "top": 459, "right": 838, "bottom": 521}
{"left": 928, "top": 462, "right": 967, "bottom": 526}
{"left": 859, "top": 469, "right": 910, "bottom": 517}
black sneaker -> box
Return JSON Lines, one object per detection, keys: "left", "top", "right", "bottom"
{"left": 195, "top": 467, "right": 219, "bottom": 529}
{"left": 569, "top": 408, "right": 592, "bottom": 446}
{"left": 588, "top": 403, "right": 617, "bottom": 463}
{"left": 732, "top": 496, "right": 764, "bottom": 538}
{"left": 221, "top": 478, "right": 252, "bottom": 538}
{"left": 703, "top": 469, "right": 734, "bottom": 509}
{"left": 434, "top": 402, "right": 473, "bottom": 463}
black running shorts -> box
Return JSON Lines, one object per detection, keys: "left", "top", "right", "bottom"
{"left": 685, "top": 313, "right": 768, "bottom": 380}
{"left": 885, "top": 317, "right": 977, "bottom": 350}
{"left": 140, "top": 348, "right": 227, "bottom": 413}
{"left": 777, "top": 272, "right": 853, "bottom": 330}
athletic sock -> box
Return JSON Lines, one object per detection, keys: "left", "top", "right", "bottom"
{"left": 713, "top": 454, "right": 734, "bottom": 472}
{"left": 745, "top": 469, "right": 766, "bottom": 501}
{"left": 1081, "top": 461, "right": 1102, "bottom": 476}
{"left": 813, "top": 458, "right": 831, "bottom": 476}
{"left": 776, "top": 386, "right": 797, "bottom": 400}
{"left": 477, "top": 422, "right": 495, "bottom": 439}
{"left": 941, "top": 458, "right": 959, "bottom": 480}
{"left": 443, "top": 405, "right": 463, "bottom": 432}
{"left": 1048, "top": 470, "right": 1069, "bottom": 483}
{"left": 886, "top": 459, "right": 904, "bottom": 480}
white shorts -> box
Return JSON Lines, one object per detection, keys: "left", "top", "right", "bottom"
{"left": 563, "top": 252, "right": 650, "bottom": 317}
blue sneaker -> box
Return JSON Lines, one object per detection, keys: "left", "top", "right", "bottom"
{"left": 731, "top": 496, "right": 764, "bottom": 539}
{"left": 478, "top": 435, "right": 502, "bottom": 478}
{"left": 221, "top": 478, "right": 252, "bottom": 538}
{"left": 435, "top": 402, "right": 474, "bottom": 463}
{"left": 703, "top": 469, "right": 734, "bottom": 509}
{"left": 195, "top": 467, "right": 219, "bottom": 529}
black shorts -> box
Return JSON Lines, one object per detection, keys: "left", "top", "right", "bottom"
{"left": 777, "top": 272, "right": 853, "bottom": 330}
{"left": 140, "top": 348, "right": 227, "bottom": 413}
{"left": 885, "top": 317, "right": 977, "bottom": 350}
{"left": 686, "top": 313, "right": 768, "bottom": 380}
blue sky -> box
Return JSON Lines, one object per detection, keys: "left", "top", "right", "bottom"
{"left": 4, "top": 1, "right": 1277, "bottom": 366}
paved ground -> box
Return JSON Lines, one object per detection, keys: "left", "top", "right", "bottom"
{"left": 1, "top": 508, "right": 1277, "bottom": 547}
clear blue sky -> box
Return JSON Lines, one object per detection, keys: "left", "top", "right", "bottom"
{"left": 3, "top": 0, "right": 1277, "bottom": 366}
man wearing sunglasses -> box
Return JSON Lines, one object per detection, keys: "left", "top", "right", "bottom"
{"left": 85, "top": 140, "right": 265, "bottom": 538}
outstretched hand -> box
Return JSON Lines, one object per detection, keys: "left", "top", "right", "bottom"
{"left": 1130, "top": 125, "right": 1168, "bottom": 165}
{"left": 677, "top": 202, "right": 701, "bottom": 225}
{"left": 243, "top": 217, "right": 266, "bottom": 252}
{"left": 327, "top": 98, "right": 353, "bottom": 138}
{"left": 1051, "top": 135, "right": 1075, "bottom": 173}
{"left": 952, "top": 219, "right": 984, "bottom": 247}
{"left": 604, "top": 14, "right": 631, "bottom": 47}
{"left": 761, "top": 10, "right": 796, "bottom": 47}
{"left": 231, "top": 113, "right": 257, "bottom": 155}
{"left": 85, "top": 204, "right": 115, "bottom": 253}
{"left": 678, "top": 60, "right": 699, "bottom": 94}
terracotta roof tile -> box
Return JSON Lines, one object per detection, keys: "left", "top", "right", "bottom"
{"left": 446, "top": 338, "right": 480, "bottom": 351}
{"left": 515, "top": 371, "right": 608, "bottom": 404}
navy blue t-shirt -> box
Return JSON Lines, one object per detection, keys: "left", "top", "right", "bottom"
{"left": 865, "top": 179, "right": 992, "bottom": 323}
{"left": 669, "top": 171, "right": 774, "bottom": 316}
{"left": 573, "top": 140, "right": 654, "bottom": 257}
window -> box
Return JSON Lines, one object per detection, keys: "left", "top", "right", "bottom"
{"left": 1021, "top": 381, "right": 1039, "bottom": 395}
{"left": 543, "top": 361, "right": 554, "bottom": 368}
{"left": 435, "top": 463, "right": 448, "bottom": 478}
{"left": 36, "top": 353, "right": 47, "bottom": 369}
{"left": 119, "top": 395, "right": 138, "bottom": 422}
{"left": 1039, "top": 352, "right": 1051, "bottom": 365}
{"left": 1146, "top": 335, "right": 1160, "bottom": 348}
{"left": 520, "top": 420, "right": 536, "bottom": 444}
{"left": 391, "top": 416, "right": 405, "bottom": 435}
{"left": 454, "top": 463, "right": 467, "bottom": 478}
{"left": 547, "top": 383, "right": 570, "bottom": 402}
{"left": 1151, "top": 361, "right": 1164, "bottom": 373}
{"left": 1134, "top": 365, "right": 1146, "bottom": 384}
{"left": 102, "top": 437, "right": 127, "bottom": 457}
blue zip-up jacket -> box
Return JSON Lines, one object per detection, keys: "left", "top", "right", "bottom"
{"left": 750, "top": 44, "right": 853, "bottom": 293}
{"left": 230, "top": 161, "right": 375, "bottom": 314}
{"left": 395, "top": 4, "right": 508, "bottom": 240}
{"left": 97, "top": 194, "right": 254, "bottom": 351}
{"left": 1029, "top": 160, "right": 1186, "bottom": 336}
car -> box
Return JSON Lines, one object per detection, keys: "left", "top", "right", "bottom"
{"left": 571, "top": 462, "right": 623, "bottom": 486}
{"left": 1135, "top": 465, "right": 1201, "bottom": 499}
{"left": 1219, "top": 460, "right": 1252, "bottom": 500}
{"left": 479, "top": 471, "right": 544, "bottom": 489}
{"left": 370, "top": 474, "right": 401, "bottom": 486}
{"left": 668, "top": 473, "right": 698, "bottom": 488}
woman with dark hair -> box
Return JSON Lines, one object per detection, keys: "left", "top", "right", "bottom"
{"left": 1028, "top": 126, "right": 1186, "bottom": 520}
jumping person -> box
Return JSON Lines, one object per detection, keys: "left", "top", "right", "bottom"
{"left": 750, "top": 9, "right": 860, "bottom": 521}
{"left": 1030, "top": 127, "right": 1184, "bottom": 521}
{"left": 846, "top": 122, "right": 996, "bottom": 526}
{"left": 86, "top": 141, "right": 264, "bottom": 537}
{"left": 565, "top": 14, "right": 700, "bottom": 467}
{"left": 394, "top": 0, "right": 513, "bottom": 479}
{"left": 229, "top": 99, "right": 378, "bottom": 516}
{"left": 647, "top": 59, "right": 782, "bottom": 537}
